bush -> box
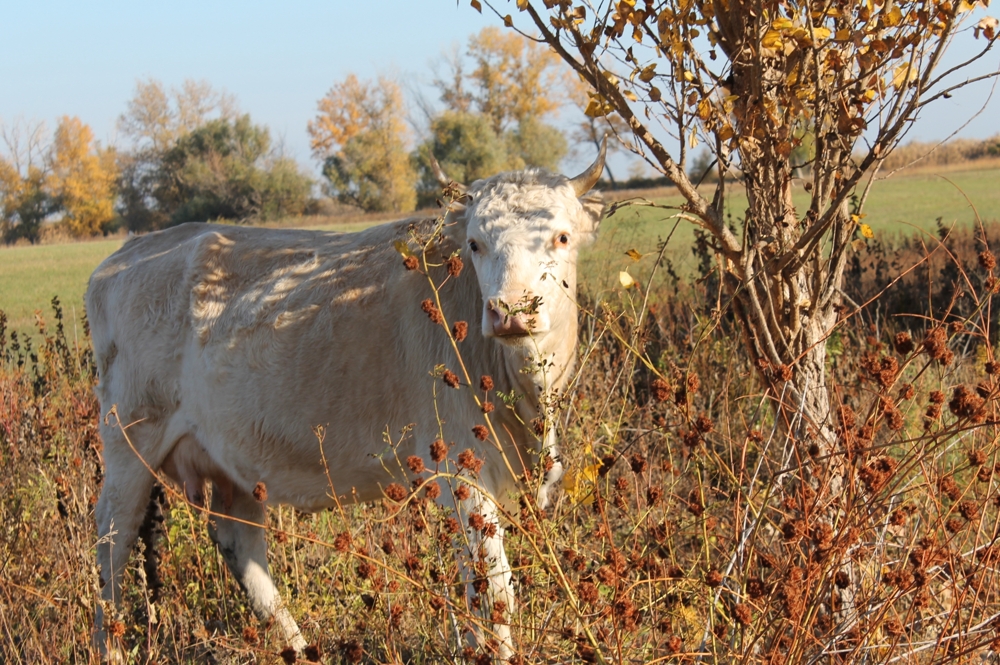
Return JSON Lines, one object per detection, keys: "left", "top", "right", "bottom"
{"left": 4, "top": 223, "right": 1000, "bottom": 662}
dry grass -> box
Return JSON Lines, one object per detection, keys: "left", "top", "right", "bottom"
{"left": 3, "top": 212, "right": 1000, "bottom": 663}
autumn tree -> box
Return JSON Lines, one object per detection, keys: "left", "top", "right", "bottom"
{"left": 500, "top": 0, "right": 998, "bottom": 467}
{"left": 156, "top": 115, "right": 312, "bottom": 224}
{"left": 0, "top": 119, "right": 53, "bottom": 244}
{"left": 308, "top": 75, "right": 416, "bottom": 213}
{"left": 47, "top": 116, "right": 118, "bottom": 236}
{"left": 489, "top": 0, "right": 999, "bottom": 652}
{"left": 1, "top": 117, "right": 117, "bottom": 242}
{"left": 418, "top": 27, "right": 569, "bottom": 197}
{"left": 116, "top": 79, "right": 238, "bottom": 230}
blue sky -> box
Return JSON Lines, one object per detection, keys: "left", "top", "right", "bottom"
{"left": 0, "top": 1, "right": 997, "bottom": 176}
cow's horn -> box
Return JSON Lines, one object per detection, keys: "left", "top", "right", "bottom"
{"left": 429, "top": 153, "right": 467, "bottom": 193}
{"left": 569, "top": 135, "right": 607, "bottom": 196}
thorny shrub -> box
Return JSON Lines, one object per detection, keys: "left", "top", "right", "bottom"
{"left": 3, "top": 217, "right": 1000, "bottom": 663}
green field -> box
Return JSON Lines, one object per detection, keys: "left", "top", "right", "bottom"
{"left": 2, "top": 167, "right": 997, "bottom": 337}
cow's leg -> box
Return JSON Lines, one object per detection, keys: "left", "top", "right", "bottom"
{"left": 207, "top": 482, "right": 307, "bottom": 653}
{"left": 95, "top": 431, "right": 160, "bottom": 655}
{"left": 462, "top": 486, "right": 516, "bottom": 661}
{"left": 536, "top": 428, "right": 563, "bottom": 510}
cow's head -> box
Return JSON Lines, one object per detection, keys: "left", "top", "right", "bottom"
{"left": 435, "top": 141, "right": 606, "bottom": 347}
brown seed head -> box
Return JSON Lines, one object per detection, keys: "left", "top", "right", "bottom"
{"left": 480, "top": 375, "right": 494, "bottom": 391}
{"left": 734, "top": 603, "right": 752, "bottom": 626}
{"left": 252, "top": 481, "right": 267, "bottom": 502}
{"left": 958, "top": 500, "right": 980, "bottom": 521}
{"left": 280, "top": 646, "right": 298, "bottom": 664}
{"left": 304, "top": 644, "right": 322, "bottom": 661}
{"left": 452, "top": 320, "right": 468, "bottom": 342}
{"left": 442, "top": 369, "right": 460, "bottom": 388}
{"left": 687, "top": 372, "right": 700, "bottom": 393}
{"left": 481, "top": 401, "right": 495, "bottom": 413}
{"left": 431, "top": 439, "right": 449, "bottom": 463}
{"left": 242, "top": 625, "right": 259, "bottom": 644}
{"left": 383, "top": 484, "right": 406, "bottom": 503}
{"left": 893, "top": 331, "right": 914, "bottom": 355}
{"left": 949, "top": 385, "right": 985, "bottom": 420}
{"left": 446, "top": 255, "right": 464, "bottom": 277}
{"left": 968, "top": 449, "right": 987, "bottom": 466}
{"left": 472, "top": 424, "right": 489, "bottom": 441}
{"left": 898, "top": 383, "right": 915, "bottom": 400}
{"left": 938, "top": 474, "right": 961, "bottom": 501}
{"left": 109, "top": 620, "right": 125, "bottom": 638}
{"left": 455, "top": 484, "right": 471, "bottom": 501}
{"left": 922, "top": 327, "right": 948, "bottom": 359}
{"left": 986, "top": 361, "right": 1000, "bottom": 376}
{"left": 457, "top": 448, "right": 484, "bottom": 474}
{"left": 333, "top": 531, "right": 352, "bottom": 553}
{"left": 468, "top": 513, "right": 486, "bottom": 531}
{"left": 650, "top": 377, "right": 671, "bottom": 402}
{"left": 403, "top": 255, "right": 419, "bottom": 271}
{"left": 695, "top": 414, "right": 714, "bottom": 434}
{"left": 420, "top": 298, "right": 442, "bottom": 324}
{"left": 424, "top": 481, "right": 441, "bottom": 499}
{"left": 705, "top": 570, "right": 723, "bottom": 587}
{"left": 980, "top": 250, "right": 996, "bottom": 271}
{"left": 629, "top": 453, "right": 648, "bottom": 474}
{"left": 929, "top": 390, "right": 946, "bottom": 404}
{"left": 407, "top": 455, "right": 426, "bottom": 474}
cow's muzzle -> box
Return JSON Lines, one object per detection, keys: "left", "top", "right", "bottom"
{"left": 487, "top": 300, "right": 534, "bottom": 337}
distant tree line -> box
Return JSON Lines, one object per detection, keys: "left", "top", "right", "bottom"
{"left": 0, "top": 27, "right": 630, "bottom": 242}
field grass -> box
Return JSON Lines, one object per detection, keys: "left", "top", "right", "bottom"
{"left": 2, "top": 166, "right": 998, "bottom": 336}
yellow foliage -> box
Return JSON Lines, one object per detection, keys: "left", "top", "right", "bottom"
{"left": 466, "top": 26, "right": 562, "bottom": 132}
{"left": 308, "top": 74, "right": 390, "bottom": 159}
{"left": 47, "top": 117, "right": 118, "bottom": 237}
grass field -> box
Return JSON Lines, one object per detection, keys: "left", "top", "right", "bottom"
{"left": 2, "top": 167, "right": 997, "bottom": 336}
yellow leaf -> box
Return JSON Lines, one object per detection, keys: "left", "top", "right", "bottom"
{"left": 892, "top": 62, "right": 916, "bottom": 90}
{"left": 958, "top": 0, "right": 976, "bottom": 11}
{"left": 503, "top": 14, "right": 513, "bottom": 27}
{"left": 625, "top": 248, "right": 643, "bottom": 261}
{"left": 718, "top": 124, "right": 735, "bottom": 141}
{"left": 638, "top": 64, "right": 657, "bottom": 82}
{"left": 584, "top": 96, "right": 613, "bottom": 118}
{"left": 697, "top": 98, "right": 712, "bottom": 121}
{"left": 762, "top": 30, "right": 784, "bottom": 49}
{"left": 623, "top": 90, "right": 638, "bottom": 102}
{"left": 852, "top": 238, "right": 867, "bottom": 252}
{"left": 563, "top": 463, "right": 602, "bottom": 504}
{"left": 619, "top": 271, "right": 636, "bottom": 288}
{"left": 683, "top": 71, "right": 695, "bottom": 82}
{"left": 860, "top": 223, "right": 874, "bottom": 238}
{"left": 772, "top": 17, "right": 794, "bottom": 29}
{"left": 394, "top": 240, "right": 414, "bottom": 258}
{"left": 470, "top": 0, "right": 482, "bottom": 12}
{"left": 885, "top": 6, "right": 903, "bottom": 24}
{"left": 812, "top": 26, "right": 831, "bottom": 40}
{"left": 516, "top": 0, "right": 529, "bottom": 9}
{"left": 835, "top": 28, "right": 852, "bottom": 41}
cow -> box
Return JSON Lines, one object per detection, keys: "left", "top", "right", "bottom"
{"left": 87, "top": 142, "right": 606, "bottom": 660}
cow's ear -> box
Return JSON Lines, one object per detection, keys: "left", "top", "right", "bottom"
{"left": 577, "top": 191, "right": 605, "bottom": 245}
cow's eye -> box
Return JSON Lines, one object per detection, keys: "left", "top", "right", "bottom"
{"left": 469, "top": 240, "right": 479, "bottom": 253}
{"left": 555, "top": 233, "right": 570, "bottom": 247}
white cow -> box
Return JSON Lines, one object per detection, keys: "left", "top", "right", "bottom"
{"left": 87, "top": 144, "right": 606, "bottom": 659}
